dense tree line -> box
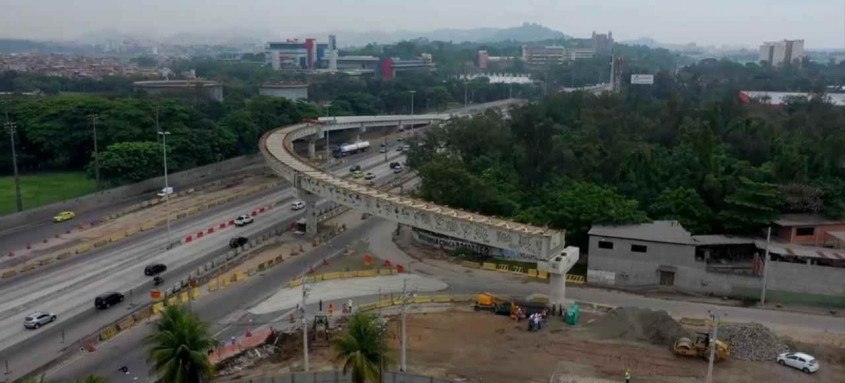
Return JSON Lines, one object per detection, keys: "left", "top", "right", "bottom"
{"left": 408, "top": 62, "right": 845, "bottom": 246}
{"left": 0, "top": 94, "right": 319, "bottom": 185}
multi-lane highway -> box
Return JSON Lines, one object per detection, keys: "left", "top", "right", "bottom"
{"left": 0, "top": 160, "right": 268, "bottom": 260}
{"left": 0, "top": 140, "right": 407, "bottom": 381}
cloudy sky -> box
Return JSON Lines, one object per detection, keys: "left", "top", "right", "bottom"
{"left": 2, "top": 0, "right": 843, "bottom": 48}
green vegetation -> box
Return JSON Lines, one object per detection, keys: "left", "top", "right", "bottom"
{"left": 0, "top": 171, "right": 95, "bottom": 214}
{"left": 145, "top": 305, "right": 217, "bottom": 383}
{"left": 409, "top": 60, "right": 845, "bottom": 246}
{"left": 333, "top": 312, "right": 390, "bottom": 383}
{"left": 20, "top": 374, "right": 108, "bottom": 383}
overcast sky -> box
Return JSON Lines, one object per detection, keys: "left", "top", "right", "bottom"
{"left": 2, "top": 0, "right": 844, "bottom": 48}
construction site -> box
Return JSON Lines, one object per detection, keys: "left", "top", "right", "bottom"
{"left": 212, "top": 297, "right": 845, "bottom": 383}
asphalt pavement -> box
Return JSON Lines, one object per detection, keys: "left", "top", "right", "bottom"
{"left": 0, "top": 142, "right": 406, "bottom": 381}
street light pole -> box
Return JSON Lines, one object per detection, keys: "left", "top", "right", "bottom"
{"left": 705, "top": 310, "right": 725, "bottom": 383}
{"left": 301, "top": 276, "right": 310, "bottom": 372}
{"left": 760, "top": 226, "right": 772, "bottom": 305}
{"left": 157, "top": 113, "right": 172, "bottom": 248}
{"left": 464, "top": 80, "right": 468, "bottom": 107}
{"left": 409, "top": 90, "right": 416, "bottom": 116}
{"left": 88, "top": 114, "right": 101, "bottom": 190}
{"left": 4, "top": 121, "right": 23, "bottom": 212}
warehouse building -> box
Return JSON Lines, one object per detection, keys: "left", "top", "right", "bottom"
{"left": 587, "top": 220, "right": 844, "bottom": 306}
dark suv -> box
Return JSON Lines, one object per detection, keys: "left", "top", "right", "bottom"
{"left": 229, "top": 236, "right": 249, "bottom": 248}
{"left": 144, "top": 263, "right": 167, "bottom": 276}
{"left": 349, "top": 165, "right": 362, "bottom": 173}
{"left": 95, "top": 292, "right": 124, "bottom": 309}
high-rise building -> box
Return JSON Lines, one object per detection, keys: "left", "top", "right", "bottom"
{"left": 328, "top": 35, "right": 338, "bottom": 72}
{"left": 759, "top": 40, "right": 805, "bottom": 67}
{"left": 522, "top": 45, "right": 566, "bottom": 66}
{"left": 266, "top": 38, "right": 329, "bottom": 70}
{"left": 591, "top": 31, "right": 614, "bottom": 55}
{"left": 478, "top": 50, "right": 490, "bottom": 69}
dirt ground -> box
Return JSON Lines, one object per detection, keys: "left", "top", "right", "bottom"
{"left": 218, "top": 309, "right": 845, "bottom": 383}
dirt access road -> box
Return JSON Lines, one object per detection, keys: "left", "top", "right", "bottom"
{"left": 226, "top": 309, "right": 845, "bottom": 383}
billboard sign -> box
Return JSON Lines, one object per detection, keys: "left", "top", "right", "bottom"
{"left": 631, "top": 74, "right": 654, "bottom": 85}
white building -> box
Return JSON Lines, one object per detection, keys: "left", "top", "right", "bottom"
{"left": 759, "top": 40, "right": 805, "bottom": 67}
{"left": 259, "top": 83, "right": 309, "bottom": 101}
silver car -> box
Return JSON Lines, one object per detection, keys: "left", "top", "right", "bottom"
{"left": 24, "top": 312, "right": 57, "bottom": 329}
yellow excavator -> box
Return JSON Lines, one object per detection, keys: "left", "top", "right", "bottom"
{"left": 673, "top": 332, "right": 730, "bottom": 362}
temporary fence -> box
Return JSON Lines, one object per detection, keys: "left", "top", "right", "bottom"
{"left": 462, "top": 260, "right": 585, "bottom": 284}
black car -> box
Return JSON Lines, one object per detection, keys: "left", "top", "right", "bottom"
{"left": 389, "top": 162, "right": 401, "bottom": 169}
{"left": 349, "top": 165, "right": 362, "bottom": 172}
{"left": 95, "top": 292, "right": 124, "bottom": 309}
{"left": 144, "top": 263, "right": 167, "bottom": 276}
{"left": 229, "top": 236, "right": 249, "bottom": 248}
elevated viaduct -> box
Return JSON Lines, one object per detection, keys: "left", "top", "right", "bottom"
{"left": 260, "top": 100, "right": 579, "bottom": 305}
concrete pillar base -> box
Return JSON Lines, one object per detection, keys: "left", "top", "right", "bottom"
{"left": 307, "top": 138, "right": 316, "bottom": 159}
{"left": 549, "top": 273, "right": 567, "bottom": 307}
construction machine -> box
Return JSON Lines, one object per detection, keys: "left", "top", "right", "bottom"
{"left": 474, "top": 293, "right": 506, "bottom": 312}
{"left": 310, "top": 314, "right": 331, "bottom": 347}
{"left": 673, "top": 332, "right": 730, "bottom": 362}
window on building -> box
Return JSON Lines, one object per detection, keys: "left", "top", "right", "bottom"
{"left": 631, "top": 244, "right": 647, "bottom": 253}
{"left": 598, "top": 240, "right": 614, "bottom": 249}
{"left": 795, "top": 227, "right": 815, "bottom": 236}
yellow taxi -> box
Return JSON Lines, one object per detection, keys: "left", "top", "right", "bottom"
{"left": 53, "top": 211, "right": 76, "bottom": 223}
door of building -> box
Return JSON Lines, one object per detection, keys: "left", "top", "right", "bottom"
{"left": 659, "top": 270, "right": 675, "bottom": 286}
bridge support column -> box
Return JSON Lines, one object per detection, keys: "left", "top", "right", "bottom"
{"left": 538, "top": 246, "right": 580, "bottom": 307}
{"left": 356, "top": 124, "right": 365, "bottom": 142}
{"left": 306, "top": 200, "right": 318, "bottom": 236}
{"left": 307, "top": 136, "right": 317, "bottom": 159}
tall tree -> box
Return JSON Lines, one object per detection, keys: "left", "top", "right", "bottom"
{"left": 333, "top": 313, "right": 390, "bottom": 383}
{"left": 145, "top": 305, "right": 216, "bottom": 383}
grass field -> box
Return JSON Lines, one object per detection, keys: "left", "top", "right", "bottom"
{"left": 0, "top": 172, "right": 96, "bottom": 215}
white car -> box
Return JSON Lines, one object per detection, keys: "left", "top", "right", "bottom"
{"left": 291, "top": 201, "right": 306, "bottom": 210}
{"left": 24, "top": 312, "right": 57, "bottom": 329}
{"left": 157, "top": 187, "right": 174, "bottom": 197}
{"left": 777, "top": 352, "right": 819, "bottom": 373}
{"left": 234, "top": 215, "right": 254, "bottom": 227}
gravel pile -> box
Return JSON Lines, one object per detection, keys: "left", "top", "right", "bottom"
{"left": 718, "top": 322, "right": 788, "bottom": 361}
{"left": 588, "top": 307, "right": 689, "bottom": 347}
{"left": 217, "top": 344, "right": 277, "bottom": 376}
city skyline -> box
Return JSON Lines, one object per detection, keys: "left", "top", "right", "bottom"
{"left": 1, "top": 0, "right": 844, "bottom": 48}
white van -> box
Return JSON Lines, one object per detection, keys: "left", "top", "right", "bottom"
{"left": 157, "top": 187, "right": 174, "bottom": 197}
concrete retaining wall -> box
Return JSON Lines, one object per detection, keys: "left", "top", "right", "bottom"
{"left": 0, "top": 154, "right": 265, "bottom": 232}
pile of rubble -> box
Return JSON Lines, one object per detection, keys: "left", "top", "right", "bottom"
{"left": 718, "top": 322, "right": 788, "bottom": 361}
{"left": 587, "top": 307, "right": 689, "bottom": 347}
{"left": 217, "top": 344, "right": 277, "bottom": 376}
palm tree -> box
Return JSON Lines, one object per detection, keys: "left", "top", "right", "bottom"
{"left": 333, "top": 313, "right": 390, "bottom": 383}
{"left": 145, "top": 305, "right": 217, "bottom": 383}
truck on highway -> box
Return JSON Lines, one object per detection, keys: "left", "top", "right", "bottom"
{"left": 333, "top": 141, "right": 370, "bottom": 157}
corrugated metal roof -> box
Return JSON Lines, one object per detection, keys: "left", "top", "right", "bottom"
{"left": 588, "top": 221, "right": 694, "bottom": 245}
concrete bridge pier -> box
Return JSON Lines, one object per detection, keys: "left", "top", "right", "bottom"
{"left": 296, "top": 188, "right": 320, "bottom": 236}
{"left": 356, "top": 123, "right": 366, "bottom": 142}
{"left": 538, "top": 246, "right": 580, "bottom": 307}
{"left": 307, "top": 136, "right": 317, "bottom": 159}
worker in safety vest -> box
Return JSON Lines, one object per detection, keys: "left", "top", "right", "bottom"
{"left": 624, "top": 368, "right": 631, "bottom": 382}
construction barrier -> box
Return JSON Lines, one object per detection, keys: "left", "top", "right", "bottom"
{"left": 152, "top": 302, "right": 165, "bottom": 314}
{"left": 99, "top": 326, "right": 118, "bottom": 341}
{"left": 92, "top": 239, "right": 108, "bottom": 248}
{"left": 1, "top": 270, "right": 17, "bottom": 279}
{"left": 208, "top": 279, "right": 219, "bottom": 291}
{"left": 191, "top": 287, "right": 200, "bottom": 299}
{"left": 56, "top": 251, "right": 72, "bottom": 260}
{"left": 117, "top": 316, "right": 135, "bottom": 330}
{"left": 140, "top": 222, "right": 156, "bottom": 231}
{"left": 166, "top": 296, "right": 178, "bottom": 306}
{"left": 179, "top": 291, "right": 189, "bottom": 303}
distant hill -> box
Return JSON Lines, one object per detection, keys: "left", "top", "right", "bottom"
{"left": 311, "top": 22, "right": 567, "bottom": 48}
{"left": 0, "top": 39, "right": 89, "bottom": 54}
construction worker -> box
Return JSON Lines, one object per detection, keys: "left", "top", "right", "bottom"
{"left": 624, "top": 368, "right": 631, "bottom": 383}
{"left": 328, "top": 303, "right": 334, "bottom": 317}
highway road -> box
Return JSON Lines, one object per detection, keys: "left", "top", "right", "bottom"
{"left": 0, "top": 160, "right": 268, "bottom": 264}
{"left": 0, "top": 142, "right": 407, "bottom": 381}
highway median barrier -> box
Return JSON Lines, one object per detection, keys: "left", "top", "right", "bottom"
{"left": 117, "top": 316, "right": 135, "bottom": 330}
{"left": 1, "top": 270, "right": 17, "bottom": 279}
{"left": 93, "top": 239, "right": 108, "bottom": 248}
{"left": 75, "top": 243, "right": 92, "bottom": 254}
{"left": 56, "top": 251, "right": 72, "bottom": 260}
{"left": 99, "top": 326, "right": 118, "bottom": 341}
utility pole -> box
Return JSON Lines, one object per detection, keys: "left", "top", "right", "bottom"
{"left": 399, "top": 278, "right": 416, "bottom": 372}
{"left": 4, "top": 121, "right": 23, "bottom": 212}
{"left": 324, "top": 105, "right": 330, "bottom": 165}
{"left": 705, "top": 310, "right": 725, "bottom": 383}
{"left": 378, "top": 286, "right": 384, "bottom": 383}
{"left": 409, "top": 90, "right": 416, "bottom": 116}
{"left": 301, "top": 276, "right": 311, "bottom": 372}
{"left": 88, "top": 114, "right": 101, "bottom": 190}
{"left": 760, "top": 226, "right": 772, "bottom": 305}
{"left": 157, "top": 107, "right": 173, "bottom": 248}
{"left": 463, "top": 80, "right": 468, "bottom": 108}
